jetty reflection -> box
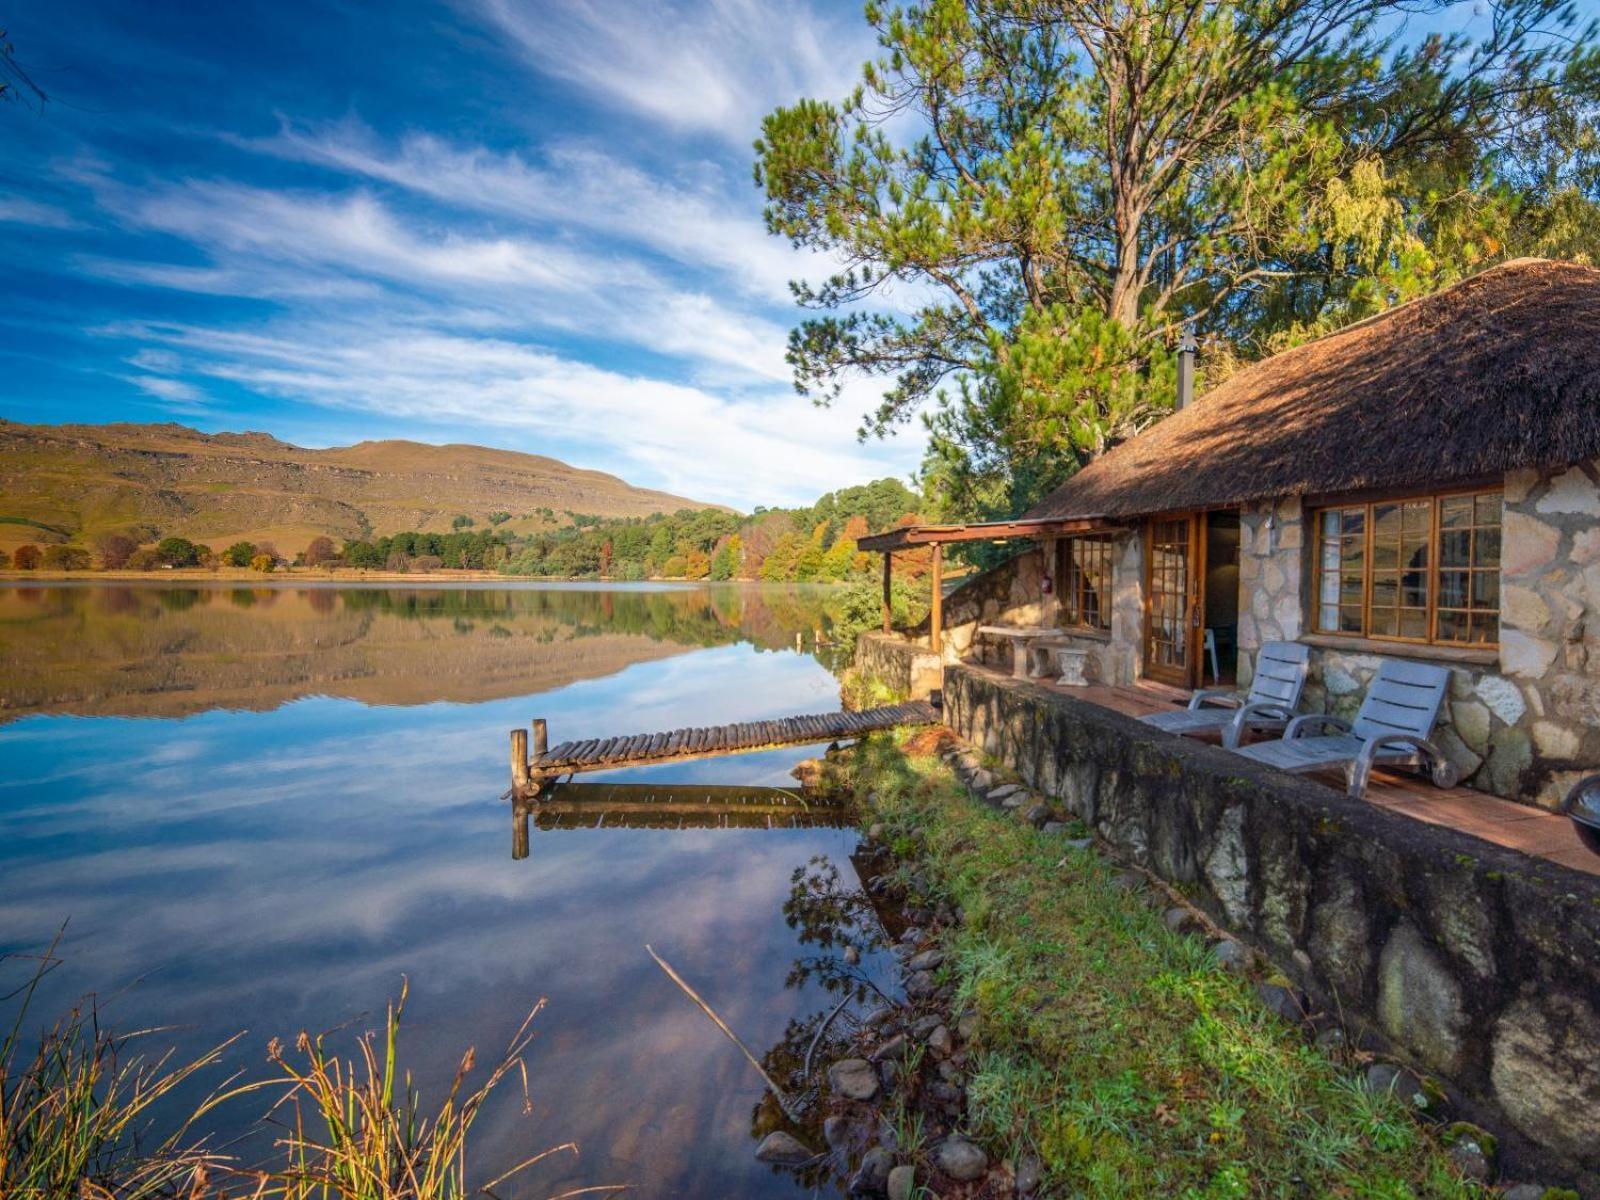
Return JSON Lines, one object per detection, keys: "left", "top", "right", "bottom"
{"left": 513, "top": 783, "right": 852, "bottom": 856}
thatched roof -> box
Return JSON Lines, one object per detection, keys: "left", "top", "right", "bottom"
{"left": 1023, "top": 258, "right": 1600, "bottom": 521}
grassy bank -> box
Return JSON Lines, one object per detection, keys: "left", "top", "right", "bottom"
{"left": 839, "top": 732, "right": 1480, "bottom": 1199}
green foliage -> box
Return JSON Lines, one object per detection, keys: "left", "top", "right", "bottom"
{"left": 154, "top": 537, "right": 200, "bottom": 568}
{"left": 40, "top": 545, "right": 91, "bottom": 570}
{"left": 343, "top": 529, "right": 508, "bottom": 571}
{"left": 842, "top": 736, "right": 1481, "bottom": 1196}
{"left": 451, "top": 514, "right": 475, "bottom": 530}
{"left": 222, "top": 541, "right": 257, "bottom": 568}
{"left": 502, "top": 480, "right": 920, "bottom": 581}
{"left": 757, "top": 0, "right": 1599, "bottom": 523}
{"left": 486, "top": 511, "right": 512, "bottom": 526}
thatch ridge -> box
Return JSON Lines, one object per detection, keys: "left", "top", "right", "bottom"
{"left": 1023, "top": 258, "right": 1600, "bottom": 520}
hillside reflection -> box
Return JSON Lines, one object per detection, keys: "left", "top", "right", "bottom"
{"left": 0, "top": 582, "right": 844, "bottom": 721}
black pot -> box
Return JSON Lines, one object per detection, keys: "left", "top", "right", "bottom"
{"left": 1563, "top": 775, "right": 1600, "bottom": 856}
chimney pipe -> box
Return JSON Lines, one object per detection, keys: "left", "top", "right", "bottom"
{"left": 1176, "top": 324, "right": 1196, "bottom": 411}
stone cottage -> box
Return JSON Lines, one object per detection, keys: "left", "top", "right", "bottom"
{"left": 862, "top": 258, "right": 1600, "bottom": 808}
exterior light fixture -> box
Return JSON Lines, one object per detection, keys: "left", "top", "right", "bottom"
{"left": 1564, "top": 774, "right": 1600, "bottom": 856}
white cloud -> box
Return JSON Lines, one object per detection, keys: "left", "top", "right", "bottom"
{"left": 252, "top": 121, "right": 815, "bottom": 300}
{"left": 99, "top": 316, "right": 916, "bottom": 507}
{"left": 74, "top": 169, "right": 793, "bottom": 384}
{"left": 475, "top": 0, "right": 867, "bottom": 143}
{"left": 0, "top": 195, "right": 80, "bottom": 228}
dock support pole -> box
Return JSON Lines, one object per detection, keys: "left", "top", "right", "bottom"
{"left": 511, "top": 798, "right": 530, "bottom": 860}
{"left": 881, "top": 552, "right": 893, "bottom": 634}
{"left": 511, "top": 728, "right": 530, "bottom": 793}
{"left": 532, "top": 718, "right": 548, "bottom": 761}
{"left": 930, "top": 544, "right": 943, "bottom": 656}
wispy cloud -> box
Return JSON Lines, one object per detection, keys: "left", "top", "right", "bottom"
{"left": 99, "top": 316, "right": 907, "bottom": 506}
{"left": 475, "top": 0, "right": 867, "bottom": 143}
{"left": 250, "top": 121, "right": 815, "bottom": 299}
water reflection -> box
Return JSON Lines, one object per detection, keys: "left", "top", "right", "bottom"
{"left": 0, "top": 582, "right": 883, "bottom": 1198}
{"left": 0, "top": 582, "right": 844, "bottom": 722}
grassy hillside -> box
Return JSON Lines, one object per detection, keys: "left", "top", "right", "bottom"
{"left": 0, "top": 419, "right": 718, "bottom": 553}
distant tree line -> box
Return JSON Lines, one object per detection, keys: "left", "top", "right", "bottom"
{"left": 501, "top": 478, "right": 925, "bottom": 581}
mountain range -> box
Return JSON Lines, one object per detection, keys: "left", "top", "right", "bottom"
{"left": 0, "top": 419, "right": 718, "bottom": 553}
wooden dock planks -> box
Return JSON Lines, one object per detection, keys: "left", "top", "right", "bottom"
{"left": 533, "top": 701, "right": 939, "bottom": 776}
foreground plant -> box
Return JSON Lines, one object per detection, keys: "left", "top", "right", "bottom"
{"left": 0, "top": 943, "right": 236, "bottom": 1200}
{"left": 247, "top": 980, "right": 603, "bottom": 1200}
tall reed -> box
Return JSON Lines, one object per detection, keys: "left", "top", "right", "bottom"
{"left": 0, "top": 941, "right": 237, "bottom": 1199}
{"left": 239, "top": 979, "right": 611, "bottom": 1200}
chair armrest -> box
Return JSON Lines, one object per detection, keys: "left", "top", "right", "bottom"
{"left": 1187, "top": 688, "right": 1243, "bottom": 711}
{"left": 1284, "top": 714, "right": 1351, "bottom": 739}
{"left": 1347, "top": 734, "right": 1459, "bottom": 799}
{"left": 1221, "top": 702, "right": 1296, "bottom": 749}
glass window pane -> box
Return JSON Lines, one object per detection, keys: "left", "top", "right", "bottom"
{"left": 1471, "top": 612, "right": 1499, "bottom": 643}
{"left": 1440, "top": 497, "right": 1472, "bottom": 529}
{"left": 1440, "top": 530, "right": 1471, "bottom": 568}
{"left": 1403, "top": 501, "right": 1431, "bottom": 535}
{"left": 1473, "top": 572, "right": 1499, "bottom": 608}
{"left": 1341, "top": 508, "right": 1364, "bottom": 537}
{"left": 1371, "top": 574, "right": 1397, "bottom": 607}
{"left": 1438, "top": 570, "right": 1468, "bottom": 608}
{"left": 1340, "top": 606, "right": 1364, "bottom": 634}
{"left": 1400, "top": 610, "right": 1428, "bottom": 639}
{"left": 1475, "top": 493, "right": 1502, "bottom": 526}
{"left": 1321, "top": 510, "right": 1342, "bottom": 537}
{"left": 1476, "top": 528, "right": 1501, "bottom": 567}
{"left": 1372, "top": 609, "right": 1399, "bottom": 637}
{"left": 1374, "top": 504, "right": 1401, "bottom": 544}
{"left": 1436, "top": 610, "right": 1468, "bottom": 642}
{"left": 1319, "top": 604, "right": 1339, "bottom": 632}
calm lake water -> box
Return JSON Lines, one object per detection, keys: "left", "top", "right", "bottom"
{"left": 0, "top": 582, "right": 900, "bottom": 1198}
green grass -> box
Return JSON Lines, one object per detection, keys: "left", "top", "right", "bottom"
{"left": 842, "top": 734, "right": 1479, "bottom": 1199}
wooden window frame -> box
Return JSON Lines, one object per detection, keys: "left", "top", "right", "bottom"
{"left": 1058, "top": 535, "right": 1115, "bottom": 633}
{"left": 1310, "top": 486, "right": 1502, "bottom": 649}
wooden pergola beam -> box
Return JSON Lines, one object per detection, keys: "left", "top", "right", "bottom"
{"left": 857, "top": 516, "right": 1121, "bottom": 553}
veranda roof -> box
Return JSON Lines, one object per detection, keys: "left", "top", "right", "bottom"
{"left": 1022, "top": 258, "right": 1600, "bottom": 522}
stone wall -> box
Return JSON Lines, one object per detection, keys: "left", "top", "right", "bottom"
{"left": 1236, "top": 462, "right": 1600, "bottom": 808}
{"left": 1499, "top": 460, "right": 1600, "bottom": 807}
{"left": 943, "top": 663, "right": 1600, "bottom": 1187}
{"left": 912, "top": 534, "right": 1143, "bottom": 686}
{"left": 854, "top": 631, "right": 943, "bottom": 701}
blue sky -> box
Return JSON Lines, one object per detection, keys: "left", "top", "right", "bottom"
{"left": 0, "top": 0, "right": 924, "bottom": 508}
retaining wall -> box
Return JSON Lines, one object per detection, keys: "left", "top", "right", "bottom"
{"left": 942, "top": 662, "right": 1600, "bottom": 1186}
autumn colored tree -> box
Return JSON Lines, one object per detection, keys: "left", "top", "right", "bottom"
{"left": 249, "top": 553, "right": 275, "bottom": 573}
{"left": 14, "top": 544, "right": 42, "bottom": 570}
{"left": 92, "top": 532, "right": 137, "bottom": 570}
{"left": 304, "top": 536, "right": 337, "bottom": 566}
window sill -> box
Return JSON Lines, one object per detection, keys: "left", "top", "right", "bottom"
{"left": 1297, "top": 633, "right": 1498, "bottom": 667}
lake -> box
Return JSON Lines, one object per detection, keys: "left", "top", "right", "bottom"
{"left": 0, "top": 582, "right": 900, "bottom": 1197}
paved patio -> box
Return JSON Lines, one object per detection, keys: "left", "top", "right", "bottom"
{"left": 1034, "top": 675, "right": 1600, "bottom": 876}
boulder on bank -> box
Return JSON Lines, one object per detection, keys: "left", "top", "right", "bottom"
{"left": 828, "top": 1058, "right": 880, "bottom": 1102}
{"left": 936, "top": 1135, "right": 989, "bottom": 1181}
{"left": 755, "top": 1130, "right": 815, "bottom": 1164}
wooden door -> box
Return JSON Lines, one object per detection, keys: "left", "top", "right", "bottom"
{"left": 1144, "top": 515, "right": 1203, "bottom": 687}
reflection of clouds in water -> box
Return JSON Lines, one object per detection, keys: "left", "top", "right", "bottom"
{"left": 1, "top": 590, "right": 872, "bottom": 1197}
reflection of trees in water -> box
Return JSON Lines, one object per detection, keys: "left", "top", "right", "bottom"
{"left": 746, "top": 853, "right": 898, "bottom": 1191}
{"left": 0, "top": 583, "right": 848, "bottom": 719}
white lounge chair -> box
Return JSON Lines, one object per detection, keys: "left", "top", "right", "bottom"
{"left": 1138, "top": 641, "right": 1310, "bottom": 749}
{"left": 1233, "top": 658, "right": 1459, "bottom": 799}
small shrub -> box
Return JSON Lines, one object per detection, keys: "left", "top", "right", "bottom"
{"left": 249, "top": 554, "right": 275, "bottom": 573}
{"left": 13, "top": 544, "right": 41, "bottom": 570}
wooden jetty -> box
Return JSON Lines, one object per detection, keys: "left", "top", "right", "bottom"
{"left": 510, "top": 701, "right": 939, "bottom": 798}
